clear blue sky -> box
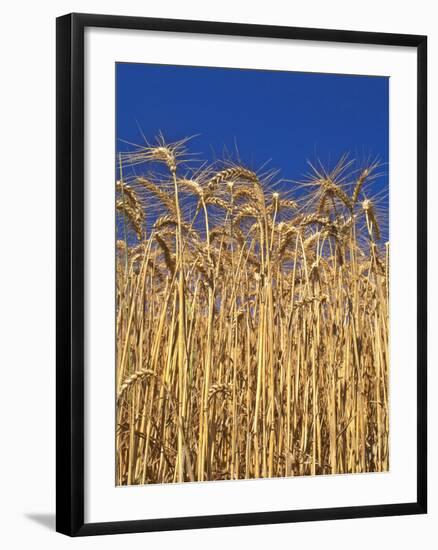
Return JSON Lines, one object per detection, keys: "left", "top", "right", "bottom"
{"left": 116, "top": 62, "right": 388, "bottom": 240}
{"left": 116, "top": 62, "right": 388, "bottom": 178}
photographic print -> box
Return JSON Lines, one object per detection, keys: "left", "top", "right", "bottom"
{"left": 115, "top": 62, "right": 389, "bottom": 486}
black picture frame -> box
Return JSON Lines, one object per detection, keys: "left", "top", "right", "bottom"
{"left": 56, "top": 12, "right": 427, "bottom": 537}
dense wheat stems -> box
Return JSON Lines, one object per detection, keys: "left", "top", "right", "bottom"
{"left": 115, "top": 140, "right": 389, "bottom": 485}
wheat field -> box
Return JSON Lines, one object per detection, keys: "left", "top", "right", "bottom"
{"left": 115, "top": 137, "right": 389, "bottom": 485}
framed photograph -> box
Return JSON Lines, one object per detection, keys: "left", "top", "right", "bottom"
{"left": 56, "top": 13, "right": 427, "bottom": 536}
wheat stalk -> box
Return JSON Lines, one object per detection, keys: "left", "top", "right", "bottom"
{"left": 116, "top": 141, "right": 389, "bottom": 486}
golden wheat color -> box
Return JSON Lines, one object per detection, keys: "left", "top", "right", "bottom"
{"left": 115, "top": 138, "right": 389, "bottom": 485}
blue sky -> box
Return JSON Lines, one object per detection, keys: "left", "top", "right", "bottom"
{"left": 117, "top": 62, "right": 388, "bottom": 180}
{"left": 116, "top": 62, "right": 388, "bottom": 241}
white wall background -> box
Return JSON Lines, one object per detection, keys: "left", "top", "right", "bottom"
{"left": 0, "top": 1, "right": 435, "bottom": 548}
